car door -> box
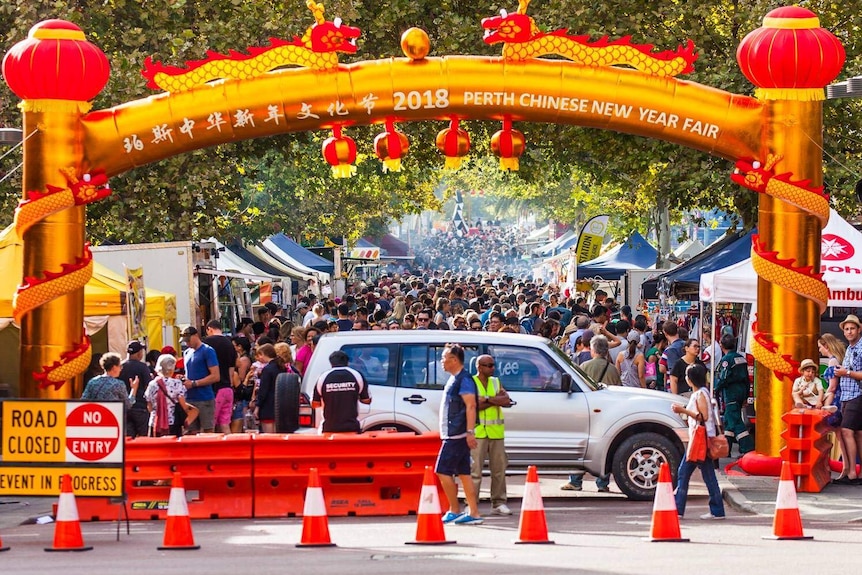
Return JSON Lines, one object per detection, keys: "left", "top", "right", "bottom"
{"left": 341, "top": 344, "right": 397, "bottom": 426}
{"left": 484, "top": 343, "right": 589, "bottom": 467}
{"left": 394, "top": 343, "right": 480, "bottom": 432}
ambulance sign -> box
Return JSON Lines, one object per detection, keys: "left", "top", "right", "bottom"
{"left": 1, "top": 400, "right": 124, "bottom": 497}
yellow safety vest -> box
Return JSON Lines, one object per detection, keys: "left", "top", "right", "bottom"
{"left": 473, "top": 375, "right": 504, "bottom": 439}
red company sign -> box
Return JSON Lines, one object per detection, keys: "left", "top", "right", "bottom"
{"left": 821, "top": 234, "right": 855, "bottom": 261}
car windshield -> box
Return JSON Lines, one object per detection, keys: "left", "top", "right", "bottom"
{"left": 547, "top": 341, "right": 601, "bottom": 391}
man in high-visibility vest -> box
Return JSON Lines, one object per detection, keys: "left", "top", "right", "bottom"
{"left": 470, "top": 354, "right": 513, "bottom": 515}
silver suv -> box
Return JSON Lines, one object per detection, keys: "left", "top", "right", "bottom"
{"left": 300, "top": 330, "right": 688, "bottom": 500}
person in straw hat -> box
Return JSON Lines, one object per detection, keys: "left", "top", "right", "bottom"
{"left": 833, "top": 314, "right": 862, "bottom": 485}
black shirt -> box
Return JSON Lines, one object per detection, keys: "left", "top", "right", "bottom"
{"left": 203, "top": 334, "right": 236, "bottom": 392}
{"left": 313, "top": 367, "right": 369, "bottom": 433}
{"left": 119, "top": 359, "right": 152, "bottom": 411}
{"left": 669, "top": 357, "right": 705, "bottom": 395}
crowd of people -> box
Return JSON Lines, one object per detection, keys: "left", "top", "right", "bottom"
{"left": 414, "top": 223, "right": 532, "bottom": 277}
{"left": 78, "top": 251, "right": 862, "bottom": 498}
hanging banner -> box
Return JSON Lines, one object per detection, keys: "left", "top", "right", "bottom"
{"left": 125, "top": 265, "right": 146, "bottom": 343}
{"left": 570, "top": 215, "right": 610, "bottom": 289}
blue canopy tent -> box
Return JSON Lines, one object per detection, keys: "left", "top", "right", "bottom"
{"left": 642, "top": 229, "right": 755, "bottom": 298}
{"left": 577, "top": 232, "right": 657, "bottom": 280}
{"left": 264, "top": 233, "right": 335, "bottom": 275}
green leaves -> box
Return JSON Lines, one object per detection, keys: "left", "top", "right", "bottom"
{"left": 1, "top": 0, "right": 860, "bottom": 247}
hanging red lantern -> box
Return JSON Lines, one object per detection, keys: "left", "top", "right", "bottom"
{"left": 490, "top": 117, "right": 525, "bottom": 171}
{"left": 374, "top": 118, "right": 409, "bottom": 172}
{"left": 435, "top": 118, "right": 471, "bottom": 170}
{"left": 2, "top": 19, "right": 110, "bottom": 102}
{"left": 321, "top": 125, "right": 357, "bottom": 178}
{"left": 736, "top": 6, "right": 845, "bottom": 101}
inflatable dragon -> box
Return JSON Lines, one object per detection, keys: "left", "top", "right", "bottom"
{"left": 731, "top": 154, "right": 830, "bottom": 382}
{"left": 481, "top": 0, "right": 697, "bottom": 77}
{"left": 142, "top": 0, "right": 361, "bottom": 93}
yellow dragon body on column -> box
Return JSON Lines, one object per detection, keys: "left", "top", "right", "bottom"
{"left": 731, "top": 154, "right": 830, "bottom": 382}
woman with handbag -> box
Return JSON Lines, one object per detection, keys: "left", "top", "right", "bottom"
{"left": 144, "top": 354, "right": 188, "bottom": 437}
{"left": 670, "top": 363, "right": 726, "bottom": 520}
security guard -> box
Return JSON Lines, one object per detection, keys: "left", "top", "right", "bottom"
{"left": 714, "top": 334, "right": 754, "bottom": 455}
{"left": 470, "top": 354, "right": 513, "bottom": 515}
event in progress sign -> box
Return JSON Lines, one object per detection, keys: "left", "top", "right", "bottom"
{"left": 0, "top": 400, "right": 124, "bottom": 496}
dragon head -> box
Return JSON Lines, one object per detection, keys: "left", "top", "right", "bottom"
{"left": 731, "top": 154, "right": 781, "bottom": 193}
{"left": 481, "top": 0, "right": 540, "bottom": 45}
{"left": 60, "top": 167, "right": 112, "bottom": 205}
{"left": 305, "top": 0, "right": 360, "bottom": 53}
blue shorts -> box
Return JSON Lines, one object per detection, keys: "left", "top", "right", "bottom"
{"left": 435, "top": 438, "right": 471, "bottom": 476}
{"left": 232, "top": 400, "right": 248, "bottom": 421}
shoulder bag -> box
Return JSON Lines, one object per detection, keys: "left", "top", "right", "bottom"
{"left": 708, "top": 400, "right": 730, "bottom": 459}
{"left": 687, "top": 412, "right": 708, "bottom": 463}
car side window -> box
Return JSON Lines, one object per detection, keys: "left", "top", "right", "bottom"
{"left": 399, "top": 344, "right": 480, "bottom": 390}
{"left": 486, "top": 345, "right": 563, "bottom": 392}
{"left": 341, "top": 344, "right": 395, "bottom": 387}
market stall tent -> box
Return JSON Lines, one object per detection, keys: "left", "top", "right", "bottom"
{"left": 577, "top": 232, "right": 658, "bottom": 280}
{"left": 0, "top": 224, "right": 177, "bottom": 394}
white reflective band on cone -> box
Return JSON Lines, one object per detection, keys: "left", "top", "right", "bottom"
{"left": 303, "top": 487, "right": 327, "bottom": 516}
{"left": 167, "top": 487, "right": 190, "bottom": 517}
{"left": 521, "top": 482, "right": 544, "bottom": 511}
{"left": 775, "top": 480, "right": 800, "bottom": 510}
{"left": 652, "top": 484, "right": 677, "bottom": 512}
{"left": 417, "top": 485, "right": 442, "bottom": 514}
{"left": 56, "top": 493, "right": 80, "bottom": 522}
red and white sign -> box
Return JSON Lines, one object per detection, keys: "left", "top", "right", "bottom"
{"left": 821, "top": 233, "right": 854, "bottom": 261}
{"left": 65, "top": 403, "right": 123, "bottom": 463}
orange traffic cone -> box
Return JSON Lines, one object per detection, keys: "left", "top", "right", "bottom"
{"left": 764, "top": 461, "right": 813, "bottom": 540}
{"left": 45, "top": 474, "right": 93, "bottom": 552}
{"left": 158, "top": 472, "right": 200, "bottom": 550}
{"left": 297, "top": 468, "right": 336, "bottom": 547}
{"left": 647, "top": 463, "right": 688, "bottom": 542}
{"left": 0, "top": 529, "right": 9, "bottom": 552}
{"left": 515, "top": 465, "right": 554, "bottom": 544}
{"left": 406, "top": 466, "right": 455, "bottom": 545}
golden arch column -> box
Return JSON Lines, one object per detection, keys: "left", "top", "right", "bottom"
{"left": 1, "top": 20, "right": 110, "bottom": 398}
{"left": 734, "top": 7, "right": 845, "bottom": 456}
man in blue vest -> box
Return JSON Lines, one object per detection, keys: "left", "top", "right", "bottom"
{"left": 470, "top": 354, "right": 513, "bottom": 515}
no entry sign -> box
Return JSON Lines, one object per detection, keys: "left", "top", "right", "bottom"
{"left": 66, "top": 403, "right": 122, "bottom": 462}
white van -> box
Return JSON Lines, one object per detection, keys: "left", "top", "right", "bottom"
{"left": 301, "top": 330, "right": 688, "bottom": 500}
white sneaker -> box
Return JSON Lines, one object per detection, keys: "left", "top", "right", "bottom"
{"left": 699, "top": 513, "right": 725, "bottom": 520}
{"left": 492, "top": 504, "right": 513, "bottom": 515}
{"left": 823, "top": 405, "right": 838, "bottom": 414}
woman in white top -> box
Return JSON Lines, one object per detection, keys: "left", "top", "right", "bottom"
{"left": 670, "top": 363, "right": 726, "bottom": 519}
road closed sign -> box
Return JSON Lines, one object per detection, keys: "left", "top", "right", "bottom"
{"left": 1, "top": 400, "right": 124, "bottom": 497}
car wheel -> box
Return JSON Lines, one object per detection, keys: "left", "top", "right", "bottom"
{"left": 274, "top": 373, "right": 301, "bottom": 433}
{"left": 611, "top": 432, "right": 681, "bottom": 501}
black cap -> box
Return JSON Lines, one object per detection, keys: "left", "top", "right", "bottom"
{"left": 127, "top": 341, "right": 144, "bottom": 354}
{"left": 180, "top": 326, "right": 198, "bottom": 339}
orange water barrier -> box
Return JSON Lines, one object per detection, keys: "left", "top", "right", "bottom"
{"left": 75, "top": 431, "right": 440, "bottom": 521}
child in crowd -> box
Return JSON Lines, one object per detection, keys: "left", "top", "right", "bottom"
{"left": 792, "top": 359, "right": 837, "bottom": 413}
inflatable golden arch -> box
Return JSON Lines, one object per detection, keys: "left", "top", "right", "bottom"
{"left": 1, "top": 2, "right": 846, "bottom": 456}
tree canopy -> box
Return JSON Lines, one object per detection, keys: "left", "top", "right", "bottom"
{"left": 1, "top": 0, "right": 860, "bottom": 246}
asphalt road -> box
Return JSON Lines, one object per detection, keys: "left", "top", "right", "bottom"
{"left": 1, "top": 487, "right": 861, "bottom": 575}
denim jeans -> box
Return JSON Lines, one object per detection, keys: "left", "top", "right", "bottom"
{"left": 674, "top": 453, "right": 725, "bottom": 517}
{"left": 568, "top": 472, "right": 610, "bottom": 489}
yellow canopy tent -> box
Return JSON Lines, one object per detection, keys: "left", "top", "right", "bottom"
{"left": 0, "top": 224, "right": 177, "bottom": 394}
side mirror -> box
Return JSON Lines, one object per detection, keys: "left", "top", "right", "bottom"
{"left": 562, "top": 373, "right": 573, "bottom": 394}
